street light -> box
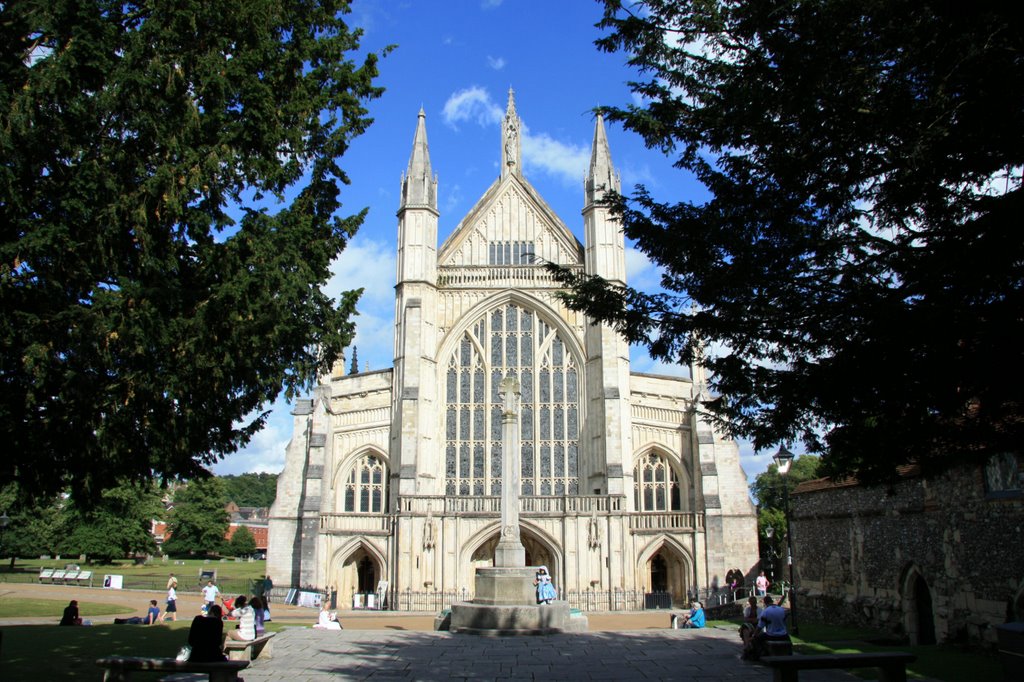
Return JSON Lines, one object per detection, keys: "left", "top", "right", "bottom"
{"left": 772, "top": 445, "right": 799, "bottom": 635}
{"left": 0, "top": 512, "right": 10, "bottom": 569}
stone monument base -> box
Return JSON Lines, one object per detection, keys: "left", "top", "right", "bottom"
{"left": 450, "top": 600, "right": 584, "bottom": 635}
{"left": 471, "top": 566, "right": 536, "bottom": 605}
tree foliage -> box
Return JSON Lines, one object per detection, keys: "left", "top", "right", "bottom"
{"left": 163, "top": 477, "right": 229, "bottom": 556}
{"left": 750, "top": 455, "right": 822, "bottom": 513}
{"left": 227, "top": 524, "right": 257, "bottom": 558}
{"left": 58, "top": 480, "right": 163, "bottom": 563}
{"left": 219, "top": 473, "right": 278, "bottom": 508}
{"left": 0, "top": 1, "right": 387, "bottom": 502}
{"left": 0, "top": 484, "right": 63, "bottom": 563}
{"left": 557, "top": 1, "right": 1024, "bottom": 482}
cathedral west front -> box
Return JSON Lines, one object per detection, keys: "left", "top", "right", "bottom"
{"left": 268, "top": 91, "right": 757, "bottom": 608}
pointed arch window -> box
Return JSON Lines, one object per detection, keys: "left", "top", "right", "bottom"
{"left": 343, "top": 454, "right": 388, "bottom": 513}
{"left": 634, "top": 452, "right": 681, "bottom": 512}
{"left": 445, "top": 303, "right": 580, "bottom": 496}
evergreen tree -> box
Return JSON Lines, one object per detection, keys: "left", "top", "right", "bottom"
{"left": 0, "top": 484, "right": 63, "bottom": 567}
{"left": 163, "top": 478, "right": 229, "bottom": 557}
{"left": 557, "top": 1, "right": 1024, "bottom": 481}
{"left": 1, "top": 1, "right": 387, "bottom": 501}
{"left": 227, "top": 525, "right": 257, "bottom": 558}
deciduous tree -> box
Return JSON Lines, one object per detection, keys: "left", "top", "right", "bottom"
{"left": 227, "top": 524, "right": 257, "bottom": 558}
{"left": 558, "top": 1, "right": 1024, "bottom": 481}
{"left": 163, "top": 477, "right": 229, "bottom": 556}
{"left": 1, "top": 1, "right": 386, "bottom": 501}
{"left": 58, "top": 481, "right": 163, "bottom": 563}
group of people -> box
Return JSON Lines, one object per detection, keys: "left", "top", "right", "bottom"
{"left": 187, "top": 588, "right": 270, "bottom": 662}
{"left": 739, "top": 592, "right": 791, "bottom": 660}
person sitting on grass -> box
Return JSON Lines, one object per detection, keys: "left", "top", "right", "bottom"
{"left": 677, "top": 601, "right": 706, "bottom": 629}
{"left": 313, "top": 603, "right": 343, "bottom": 630}
{"left": 59, "top": 600, "right": 82, "bottom": 626}
{"left": 143, "top": 599, "right": 161, "bottom": 625}
{"left": 188, "top": 604, "right": 226, "bottom": 662}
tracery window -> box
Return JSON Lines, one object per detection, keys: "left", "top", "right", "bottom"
{"left": 445, "top": 303, "right": 580, "bottom": 496}
{"left": 633, "top": 452, "right": 681, "bottom": 512}
{"left": 343, "top": 454, "right": 387, "bottom": 513}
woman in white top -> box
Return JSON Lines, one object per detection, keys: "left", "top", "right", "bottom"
{"left": 228, "top": 595, "right": 256, "bottom": 641}
{"left": 313, "top": 603, "right": 342, "bottom": 630}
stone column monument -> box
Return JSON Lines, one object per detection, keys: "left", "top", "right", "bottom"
{"left": 494, "top": 376, "right": 525, "bottom": 567}
{"left": 447, "top": 375, "right": 584, "bottom": 633}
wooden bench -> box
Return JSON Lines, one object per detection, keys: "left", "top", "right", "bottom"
{"left": 95, "top": 657, "right": 248, "bottom": 682}
{"left": 223, "top": 632, "right": 276, "bottom": 661}
{"left": 762, "top": 652, "right": 916, "bottom": 682}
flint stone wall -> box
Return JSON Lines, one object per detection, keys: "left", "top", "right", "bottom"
{"left": 791, "top": 460, "right": 1024, "bottom": 645}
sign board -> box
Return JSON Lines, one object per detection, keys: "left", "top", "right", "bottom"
{"left": 102, "top": 574, "right": 123, "bottom": 590}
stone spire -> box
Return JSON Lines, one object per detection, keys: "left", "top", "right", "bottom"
{"left": 400, "top": 107, "right": 437, "bottom": 210}
{"left": 501, "top": 88, "right": 522, "bottom": 178}
{"left": 585, "top": 112, "right": 620, "bottom": 206}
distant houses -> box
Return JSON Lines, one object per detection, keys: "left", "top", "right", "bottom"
{"left": 152, "top": 501, "right": 269, "bottom": 556}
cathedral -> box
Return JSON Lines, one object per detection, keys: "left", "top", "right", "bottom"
{"left": 267, "top": 91, "right": 757, "bottom": 607}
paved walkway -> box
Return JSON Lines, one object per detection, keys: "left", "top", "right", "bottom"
{"left": 240, "top": 626, "right": 858, "bottom": 682}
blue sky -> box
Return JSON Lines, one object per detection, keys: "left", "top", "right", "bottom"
{"left": 211, "top": 0, "right": 771, "bottom": 484}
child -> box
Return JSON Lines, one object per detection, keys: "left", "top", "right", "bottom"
{"left": 534, "top": 566, "right": 557, "bottom": 604}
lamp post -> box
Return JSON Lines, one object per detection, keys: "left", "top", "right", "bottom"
{"left": 772, "top": 445, "right": 799, "bottom": 635}
{"left": 0, "top": 512, "right": 9, "bottom": 570}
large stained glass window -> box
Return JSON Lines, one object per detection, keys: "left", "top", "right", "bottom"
{"left": 445, "top": 303, "right": 580, "bottom": 496}
{"left": 633, "top": 452, "right": 681, "bottom": 512}
{"left": 343, "top": 454, "right": 388, "bottom": 513}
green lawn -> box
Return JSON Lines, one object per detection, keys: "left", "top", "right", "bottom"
{"left": 0, "top": 558, "right": 267, "bottom": 595}
{"left": 0, "top": 618, "right": 292, "bottom": 681}
{"left": 0, "top": 597, "right": 134, "bottom": 619}
{"left": 714, "top": 616, "right": 1002, "bottom": 682}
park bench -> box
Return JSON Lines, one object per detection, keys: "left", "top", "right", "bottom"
{"left": 223, "top": 632, "right": 276, "bottom": 661}
{"left": 38, "top": 568, "right": 54, "bottom": 583}
{"left": 95, "top": 656, "right": 248, "bottom": 682}
{"left": 761, "top": 652, "right": 916, "bottom": 682}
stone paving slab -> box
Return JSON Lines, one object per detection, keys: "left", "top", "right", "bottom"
{"left": 240, "top": 627, "right": 860, "bottom": 682}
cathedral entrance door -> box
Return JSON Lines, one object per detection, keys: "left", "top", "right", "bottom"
{"left": 357, "top": 556, "right": 375, "bottom": 594}
{"left": 650, "top": 554, "right": 668, "bottom": 592}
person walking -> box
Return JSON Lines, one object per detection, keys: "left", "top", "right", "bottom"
{"left": 755, "top": 570, "right": 769, "bottom": 597}
{"left": 162, "top": 583, "right": 178, "bottom": 622}
{"left": 201, "top": 580, "right": 220, "bottom": 614}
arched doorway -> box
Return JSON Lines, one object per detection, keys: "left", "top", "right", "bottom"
{"left": 903, "top": 567, "right": 936, "bottom": 645}
{"left": 912, "top": 574, "right": 936, "bottom": 644}
{"left": 641, "top": 540, "right": 690, "bottom": 604}
{"left": 464, "top": 526, "right": 560, "bottom": 589}
{"left": 650, "top": 554, "right": 668, "bottom": 592}
{"left": 337, "top": 544, "right": 383, "bottom": 604}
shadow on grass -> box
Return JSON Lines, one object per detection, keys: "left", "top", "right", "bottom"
{"left": 0, "top": 622, "right": 191, "bottom": 681}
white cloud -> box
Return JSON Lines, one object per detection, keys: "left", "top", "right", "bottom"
{"left": 213, "top": 407, "right": 291, "bottom": 475}
{"left": 324, "top": 237, "right": 396, "bottom": 309}
{"left": 442, "top": 86, "right": 503, "bottom": 130}
{"left": 520, "top": 131, "right": 589, "bottom": 186}
{"left": 487, "top": 55, "right": 506, "bottom": 70}
{"left": 442, "top": 86, "right": 589, "bottom": 186}
{"left": 625, "top": 245, "right": 661, "bottom": 291}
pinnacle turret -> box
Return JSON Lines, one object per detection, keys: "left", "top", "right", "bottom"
{"left": 400, "top": 107, "right": 437, "bottom": 210}
{"left": 585, "top": 113, "right": 620, "bottom": 206}
{"left": 501, "top": 88, "right": 522, "bottom": 178}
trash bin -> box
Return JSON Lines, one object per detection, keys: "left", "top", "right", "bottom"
{"left": 996, "top": 622, "right": 1024, "bottom": 682}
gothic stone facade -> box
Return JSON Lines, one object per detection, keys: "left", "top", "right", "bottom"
{"left": 268, "top": 92, "right": 757, "bottom": 605}
{"left": 791, "top": 454, "right": 1024, "bottom": 645}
